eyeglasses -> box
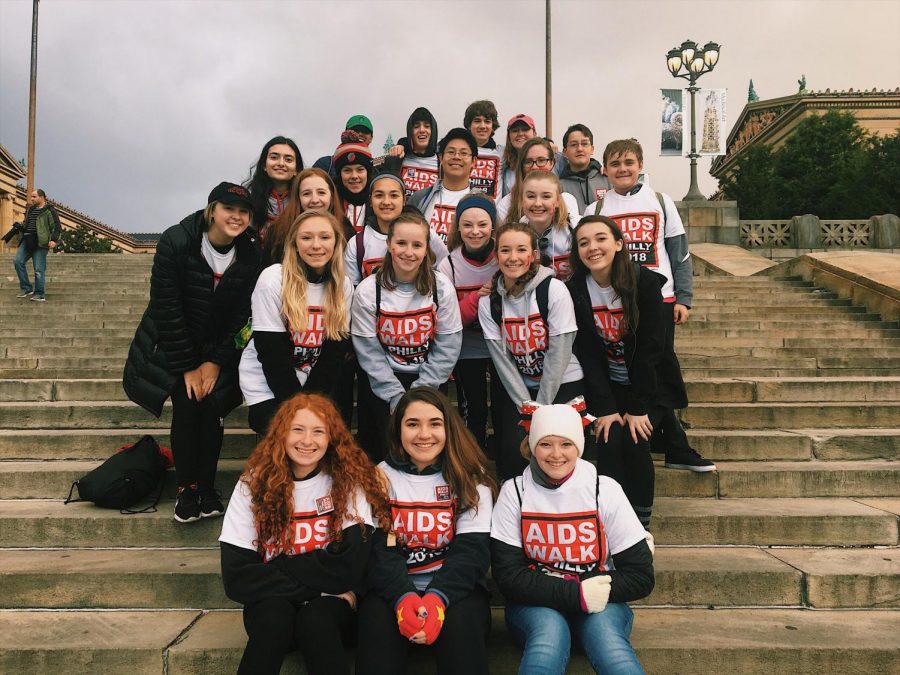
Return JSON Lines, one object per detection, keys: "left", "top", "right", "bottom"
{"left": 444, "top": 149, "right": 473, "bottom": 158}
{"left": 523, "top": 157, "right": 554, "bottom": 169}
{"left": 566, "top": 140, "right": 592, "bottom": 149}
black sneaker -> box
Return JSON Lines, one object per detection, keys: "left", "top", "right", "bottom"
{"left": 29, "top": 294, "right": 46, "bottom": 302}
{"left": 174, "top": 488, "right": 201, "bottom": 523}
{"left": 16, "top": 290, "right": 33, "bottom": 298}
{"left": 199, "top": 489, "right": 225, "bottom": 518}
{"left": 665, "top": 449, "right": 717, "bottom": 472}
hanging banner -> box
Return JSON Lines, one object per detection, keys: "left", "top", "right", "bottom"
{"left": 660, "top": 89, "right": 683, "bottom": 156}
{"left": 697, "top": 88, "right": 727, "bottom": 156}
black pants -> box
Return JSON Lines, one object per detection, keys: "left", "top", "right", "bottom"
{"left": 651, "top": 301, "right": 694, "bottom": 458}
{"left": 494, "top": 379, "right": 591, "bottom": 482}
{"left": 453, "top": 358, "right": 501, "bottom": 453}
{"left": 355, "top": 588, "right": 491, "bottom": 675}
{"left": 248, "top": 398, "right": 280, "bottom": 436}
{"left": 357, "top": 371, "right": 448, "bottom": 464}
{"left": 596, "top": 381, "right": 667, "bottom": 529}
{"left": 169, "top": 378, "right": 224, "bottom": 490}
{"left": 239, "top": 595, "right": 356, "bottom": 675}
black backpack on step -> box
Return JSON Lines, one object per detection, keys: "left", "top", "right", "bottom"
{"left": 65, "top": 435, "right": 166, "bottom": 513}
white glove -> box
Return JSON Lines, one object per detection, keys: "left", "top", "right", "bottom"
{"left": 580, "top": 574, "right": 612, "bottom": 614}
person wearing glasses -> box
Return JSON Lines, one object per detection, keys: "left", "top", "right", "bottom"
{"left": 496, "top": 137, "right": 579, "bottom": 228}
{"left": 409, "top": 128, "right": 477, "bottom": 244}
{"left": 559, "top": 124, "right": 611, "bottom": 214}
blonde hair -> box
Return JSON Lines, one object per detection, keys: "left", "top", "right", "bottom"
{"left": 280, "top": 210, "right": 349, "bottom": 340}
{"left": 520, "top": 172, "right": 569, "bottom": 232}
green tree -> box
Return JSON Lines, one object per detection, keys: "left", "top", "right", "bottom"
{"left": 57, "top": 224, "right": 121, "bottom": 253}
{"left": 718, "top": 144, "right": 777, "bottom": 218}
{"left": 719, "top": 110, "right": 896, "bottom": 219}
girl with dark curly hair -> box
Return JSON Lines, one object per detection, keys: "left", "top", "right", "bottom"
{"left": 219, "top": 393, "right": 391, "bottom": 675}
{"left": 356, "top": 387, "right": 497, "bottom": 675}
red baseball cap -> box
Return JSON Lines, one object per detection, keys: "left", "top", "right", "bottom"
{"left": 507, "top": 113, "right": 536, "bottom": 131}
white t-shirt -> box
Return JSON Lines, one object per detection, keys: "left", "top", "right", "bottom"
{"left": 344, "top": 226, "right": 449, "bottom": 286}
{"left": 219, "top": 471, "right": 374, "bottom": 563}
{"left": 436, "top": 248, "right": 499, "bottom": 360}
{"left": 585, "top": 276, "right": 630, "bottom": 385}
{"left": 400, "top": 155, "right": 439, "bottom": 199}
{"left": 470, "top": 144, "right": 503, "bottom": 200}
{"left": 344, "top": 202, "right": 367, "bottom": 234}
{"left": 491, "top": 459, "right": 646, "bottom": 579}
{"left": 424, "top": 186, "right": 470, "bottom": 244}
{"left": 201, "top": 233, "right": 236, "bottom": 289}
{"left": 585, "top": 186, "right": 686, "bottom": 301}
{"left": 351, "top": 271, "right": 462, "bottom": 373}
{"left": 239, "top": 264, "right": 353, "bottom": 406}
{"left": 380, "top": 461, "right": 493, "bottom": 589}
{"left": 478, "top": 277, "right": 583, "bottom": 386}
{"left": 497, "top": 191, "right": 580, "bottom": 230}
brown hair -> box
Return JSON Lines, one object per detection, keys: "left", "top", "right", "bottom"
{"left": 464, "top": 100, "right": 500, "bottom": 132}
{"left": 447, "top": 194, "right": 496, "bottom": 251}
{"left": 603, "top": 138, "right": 644, "bottom": 166}
{"left": 507, "top": 137, "right": 556, "bottom": 223}
{"left": 376, "top": 210, "right": 436, "bottom": 295}
{"left": 386, "top": 388, "right": 497, "bottom": 512}
{"left": 265, "top": 168, "right": 343, "bottom": 262}
{"left": 244, "top": 393, "right": 392, "bottom": 554}
{"left": 570, "top": 215, "right": 639, "bottom": 333}
{"left": 493, "top": 222, "right": 540, "bottom": 298}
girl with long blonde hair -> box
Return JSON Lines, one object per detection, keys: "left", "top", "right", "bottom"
{"left": 239, "top": 210, "right": 353, "bottom": 434}
{"left": 220, "top": 392, "right": 391, "bottom": 675}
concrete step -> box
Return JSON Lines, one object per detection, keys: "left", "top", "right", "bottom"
{"left": 690, "top": 305, "right": 870, "bottom": 316}
{"left": 21, "top": 458, "right": 896, "bottom": 500}
{"left": 0, "top": 328, "right": 137, "bottom": 339}
{"left": 0, "top": 428, "right": 256, "bottom": 460}
{"left": 681, "top": 367, "right": 900, "bottom": 378}
{"left": 1, "top": 497, "right": 895, "bottom": 548}
{"left": 679, "top": 355, "right": 900, "bottom": 371}
{"left": 676, "top": 336, "right": 900, "bottom": 349}
{"left": 3, "top": 345, "right": 129, "bottom": 359}
{"left": 2, "top": 546, "right": 893, "bottom": 610}
{"left": 682, "top": 402, "right": 900, "bottom": 429}
{"left": 0, "top": 401, "right": 247, "bottom": 429}
{"left": 3, "top": 607, "right": 896, "bottom": 675}
{"left": 687, "top": 429, "right": 900, "bottom": 461}
{"left": 677, "top": 346, "right": 900, "bottom": 359}
{"left": 677, "top": 327, "right": 900, "bottom": 339}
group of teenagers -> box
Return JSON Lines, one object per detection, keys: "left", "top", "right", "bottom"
{"left": 122, "top": 99, "right": 716, "bottom": 675}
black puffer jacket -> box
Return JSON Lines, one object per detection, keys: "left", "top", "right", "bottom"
{"left": 123, "top": 211, "right": 261, "bottom": 417}
{"left": 568, "top": 263, "right": 688, "bottom": 417}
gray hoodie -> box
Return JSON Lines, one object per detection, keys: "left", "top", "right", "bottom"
{"left": 483, "top": 266, "right": 578, "bottom": 407}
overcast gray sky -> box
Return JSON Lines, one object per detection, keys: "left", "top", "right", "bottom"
{"left": 1, "top": 0, "right": 898, "bottom": 233}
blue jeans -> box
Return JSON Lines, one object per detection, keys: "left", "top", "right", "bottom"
{"left": 14, "top": 242, "right": 47, "bottom": 296}
{"left": 506, "top": 602, "right": 644, "bottom": 675}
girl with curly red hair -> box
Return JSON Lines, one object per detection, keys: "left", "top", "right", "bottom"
{"left": 219, "top": 393, "right": 390, "bottom": 675}
{"left": 356, "top": 387, "right": 497, "bottom": 675}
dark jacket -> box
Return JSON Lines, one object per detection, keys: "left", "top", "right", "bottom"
{"left": 559, "top": 158, "right": 610, "bottom": 215}
{"left": 567, "top": 264, "right": 687, "bottom": 417}
{"left": 123, "top": 211, "right": 261, "bottom": 417}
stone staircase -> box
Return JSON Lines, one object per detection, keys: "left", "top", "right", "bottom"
{"left": 0, "top": 254, "right": 897, "bottom": 674}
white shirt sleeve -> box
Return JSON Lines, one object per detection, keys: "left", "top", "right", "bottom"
{"left": 478, "top": 294, "right": 502, "bottom": 340}
{"left": 345, "top": 235, "right": 362, "bottom": 286}
{"left": 455, "top": 484, "right": 494, "bottom": 535}
{"left": 661, "top": 192, "right": 686, "bottom": 238}
{"left": 597, "top": 477, "right": 647, "bottom": 555}
{"left": 435, "top": 271, "right": 463, "bottom": 335}
{"left": 350, "top": 276, "right": 378, "bottom": 338}
{"left": 251, "top": 266, "right": 287, "bottom": 332}
{"left": 546, "top": 278, "right": 579, "bottom": 336}
{"left": 430, "top": 232, "right": 450, "bottom": 268}
{"left": 489, "top": 479, "right": 523, "bottom": 547}
{"left": 218, "top": 479, "right": 259, "bottom": 552}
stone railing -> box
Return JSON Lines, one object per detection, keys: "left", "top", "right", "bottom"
{"left": 739, "top": 214, "right": 898, "bottom": 249}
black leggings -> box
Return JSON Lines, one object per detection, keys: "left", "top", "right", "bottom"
{"left": 169, "top": 378, "right": 224, "bottom": 490}
{"left": 239, "top": 595, "right": 356, "bottom": 675}
{"left": 453, "top": 358, "right": 501, "bottom": 453}
{"left": 595, "top": 382, "right": 667, "bottom": 529}
{"left": 651, "top": 301, "right": 693, "bottom": 457}
{"left": 494, "top": 379, "right": 591, "bottom": 482}
{"left": 355, "top": 588, "right": 491, "bottom": 675}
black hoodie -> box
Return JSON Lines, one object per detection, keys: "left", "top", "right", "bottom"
{"left": 398, "top": 107, "right": 439, "bottom": 157}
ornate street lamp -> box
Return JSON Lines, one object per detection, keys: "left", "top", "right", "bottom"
{"left": 666, "top": 39, "right": 721, "bottom": 201}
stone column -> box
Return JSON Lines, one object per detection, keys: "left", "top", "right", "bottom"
{"left": 791, "top": 214, "right": 821, "bottom": 249}
{"left": 870, "top": 214, "right": 899, "bottom": 249}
